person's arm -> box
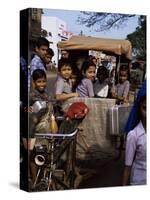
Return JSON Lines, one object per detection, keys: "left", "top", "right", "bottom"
{"left": 55, "top": 78, "right": 79, "bottom": 101}
{"left": 110, "top": 84, "right": 117, "bottom": 98}
{"left": 113, "top": 82, "right": 130, "bottom": 103}
{"left": 122, "top": 165, "right": 132, "bottom": 185}
{"left": 122, "top": 81, "right": 130, "bottom": 103}
{"left": 122, "top": 131, "right": 136, "bottom": 185}
{"left": 56, "top": 92, "right": 78, "bottom": 101}
{"left": 117, "top": 95, "right": 125, "bottom": 101}
{"left": 87, "top": 79, "right": 94, "bottom": 97}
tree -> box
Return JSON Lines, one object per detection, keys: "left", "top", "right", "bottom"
{"left": 126, "top": 16, "right": 146, "bottom": 60}
{"left": 77, "top": 12, "right": 135, "bottom": 32}
{"left": 77, "top": 12, "right": 146, "bottom": 60}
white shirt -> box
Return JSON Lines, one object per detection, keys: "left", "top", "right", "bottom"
{"left": 94, "top": 80, "right": 109, "bottom": 97}
{"left": 125, "top": 121, "right": 146, "bottom": 185}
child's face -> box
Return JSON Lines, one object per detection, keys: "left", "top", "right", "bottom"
{"left": 92, "top": 58, "right": 97, "bottom": 65}
{"left": 140, "top": 98, "right": 146, "bottom": 122}
{"left": 61, "top": 50, "right": 69, "bottom": 59}
{"left": 36, "top": 45, "right": 48, "bottom": 60}
{"left": 84, "top": 66, "right": 96, "bottom": 81}
{"left": 119, "top": 70, "right": 128, "bottom": 83}
{"left": 34, "top": 77, "right": 46, "bottom": 93}
{"left": 44, "top": 54, "right": 53, "bottom": 64}
{"left": 60, "top": 65, "right": 72, "bottom": 80}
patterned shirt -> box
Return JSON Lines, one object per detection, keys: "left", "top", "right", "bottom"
{"left": 125, "top": 121, "right": 146, "bottom": 185}
{"left": 76, "top": 78, "right": 94, "bottom": 97}
{"left": 30, "top": 55, "right": 46, "bottom": 75}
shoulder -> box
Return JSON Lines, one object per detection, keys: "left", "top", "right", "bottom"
{"left": 82, "top": 78, "right": 92, "bottom": 84}
{"left": 127, "top": 121, "right": 144, "bottom": 141}
{"left": 133, "top": 121, "right": 145, "bottom": 136}
{"left": 30, "top": 55, "right": 43, "bottom": 66}
{"left": 56, "top": 76, "right": 65, "bottom": 84}
{"left": 55, "top": 76, "right": 65, "bottom": 91}
{"left": 31, "top": 55, "right": 40, "bottom": 62}
{"left": 127, "top": 129, "right": 136, "bottom": 141}
{"left": 124, "top": 80, "right": 130, "bottom": 86}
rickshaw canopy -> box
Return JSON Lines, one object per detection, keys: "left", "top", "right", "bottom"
{"left": 57, "top": 35, "right": 132, "bottom": 60}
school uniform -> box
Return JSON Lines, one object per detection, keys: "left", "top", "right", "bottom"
{"left": 76, "top": 78, "right": 94, "bottom": 97}
{"left": 125, "top": 121, "right": 146, "bottom": 185}
{"left": 113, "top": 80, "right": 130, "bottom": 99}
{"left": 30, "top": 55, "right": 46, "bottom": 75}
{"left": 55, "top": 75, "right": 72, "bottom": 95}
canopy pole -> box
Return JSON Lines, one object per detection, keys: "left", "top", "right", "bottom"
{"left": 115, "top": 55, "right": 120, "bottom": 84}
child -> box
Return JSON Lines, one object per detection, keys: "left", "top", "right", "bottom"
{"left": 30, "top": 37, "right": 49, "bottom": 75}
{"left": 43, "top": 47, "right": 54, "bottom": 66}
{"left": 28, "top": 69, "right": 49, "bottom": 184}
{"left": 111, "top": 65, "right": 130, "bottom": 104}
{"left": 94, "top": 65, "right": 109, "bottom": 98}
{"left": 76, "top": 60, "right": 96, "bottom": 97}
{"left": 122, "top": 80, "right": 146, "bottom": 185}
{"left": 61, "top": 50, "right": 69, "bottom": 59}
{"left": 30, "top": 69, "right": 48, "bottom": 105}
{"left": 55, "top": 58, "right": 79, "bottom": 101}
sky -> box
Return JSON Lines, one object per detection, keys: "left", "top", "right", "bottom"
{"left": 43, "top": 8, "right": 140, "bottom": 39}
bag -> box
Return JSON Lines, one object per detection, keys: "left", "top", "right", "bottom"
{"left": 35, "top": 104, "right": 53, "bottom": 133}
{"left": 59, "top": 102, "right": 89, "bottom": 134}
{"left": 65, "top": 102, "right": 89, "bottom": 120}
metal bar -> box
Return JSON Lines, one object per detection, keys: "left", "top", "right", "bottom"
{"left": 35, "top": 128, "right": 78, "bottom": 138}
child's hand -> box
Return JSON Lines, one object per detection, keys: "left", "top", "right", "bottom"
{"left": 73, "top": 92, "right": 79, "bottom": 97}
{"left": 112, "top": 91, "right": 117, "bottom": 98}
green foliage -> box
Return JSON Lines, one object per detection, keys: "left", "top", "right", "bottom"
{"left": 126, "top": 16, "right": 146, "bottom": 60}
{"left": 78, "top": 12, "right": 146, "bottom": 60}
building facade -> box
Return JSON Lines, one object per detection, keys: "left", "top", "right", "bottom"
{"left": 42, "top": 16, "right": 73, "bottom": 66}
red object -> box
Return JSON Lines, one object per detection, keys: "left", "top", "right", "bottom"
{"left": 65, "top": 102, "right": 89, "bottom": 119}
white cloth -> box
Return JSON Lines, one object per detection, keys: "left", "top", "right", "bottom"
{"left": 94, "top": 80, "right": 109, "bottom": 97}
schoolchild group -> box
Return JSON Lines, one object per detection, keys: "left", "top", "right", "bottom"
{"left": 22, "top": 36, "right": 146, "bottom": 186}
{"left": 29, "top": 37, "right": 131, "bottom": 104}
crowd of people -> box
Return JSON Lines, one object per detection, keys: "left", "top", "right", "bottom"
{"left": 20, "top": 36, "right": 146, "bottom": 188}
{"left": 25, "top": 37, "right": 132, "bottom": 105}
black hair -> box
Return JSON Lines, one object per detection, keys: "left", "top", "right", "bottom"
{"left": 35, "top": 37, "right": 49, "bottom": 48}
{"left": 61, "top": 50, "right": 69, "bottom": 55}
{"left": 119, "top": 65, "right": 130, "bottom": 81}
{"left": 71, "top": 65, "right": 82, "bottom": 92}
{"left": 58, "top": 58, "right": 72, "bottom": 72}
{"left": 97, "top": 65, "right": 109, "bottom": 80}
{"left": 32, "top": 69, "right": 47, "bottom": 81}
{"left": 47, "top": 48, "right": 54, "bottom": 56}
{"left": 76, "top": 59, "right": 96, "bottom": 85}
{"left": 137, "top": 95, "right": 146, "bottom": 121}
{"left": 81, "top": 59, "right": 96, "bottom": 74}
